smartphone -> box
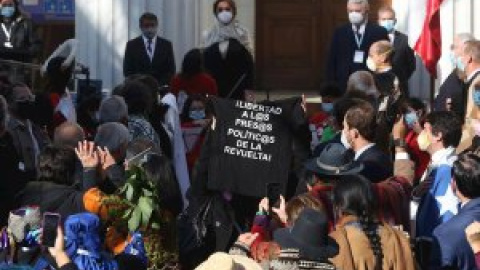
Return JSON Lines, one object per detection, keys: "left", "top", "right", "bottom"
{"left": 266, "top": 183, "right": 282, "bottom": 208}
{"left": 42, "top": 213, "right": 61, "bottom": 247}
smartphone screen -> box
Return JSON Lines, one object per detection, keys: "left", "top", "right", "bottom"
{"left": 42, "top": 213, "right": 60, "bottom": 247}
{"left": 266, "top": 183, "right": 282, "bottom": 208}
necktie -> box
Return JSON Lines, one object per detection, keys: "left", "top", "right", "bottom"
{"left": 147, "top": 38, "right": 153, "bottom": 59}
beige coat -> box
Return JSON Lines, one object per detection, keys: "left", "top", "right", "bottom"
{"left": 457, "top": 74, "right": 480, "bottom": 153}
{"left": 330, "top": 216, "right": 416, "bottom": 270}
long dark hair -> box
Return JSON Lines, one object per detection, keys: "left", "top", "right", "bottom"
{"left": 180, "top": 49, "right": 204, "bottom": 79}
{"left": 333, "top": 175, "right": 383, "bottom": 270}
{"left": 143, "top": 154, "right": 183, "bottom": 216}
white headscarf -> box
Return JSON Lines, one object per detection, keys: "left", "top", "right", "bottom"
{"left": 203, "top": 20, "right": 252, "bottom": 51}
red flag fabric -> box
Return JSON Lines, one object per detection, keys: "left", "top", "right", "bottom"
{"left": 414, "top": 0, "right": 444, "bottom": 78}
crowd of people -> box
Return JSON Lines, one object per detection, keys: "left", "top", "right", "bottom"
{"left": 1, "top": 0, "right": 480, "bottom": 269}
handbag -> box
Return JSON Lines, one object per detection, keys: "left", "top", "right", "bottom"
{"left": 177, "top": 196, "right": 214, "bottom": 256}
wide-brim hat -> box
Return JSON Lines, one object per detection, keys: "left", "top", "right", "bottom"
{"left": 305, "top": 143, "right": 363, "bottom": 176}
{"left": 195, "top": 252, "right": 262, "bottom": 270}
{"left": 273, "top": 208, "right": 339, "bottom": 261}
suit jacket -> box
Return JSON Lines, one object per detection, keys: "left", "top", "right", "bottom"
{"left": 356, "top": 144, "right": 393, "bottom": 183}
{"left": 391, "top": 31, "right": 416, "bottom": 93}
{"left": 7, "top": 118, "right": 50, "bottom": 178}
{"left": 123, "top": 36, "right": 176, "bottom": 86}
{"left": 457, "top": 71, "right": 480, "bottom": 153}
{"left": 431, "top": 198, "right": 480, "bottom": 270}
{"left": 327, "top": 22, "right": 389, "bottom": 93}
{"left": 434, "top": 70, "right": 466, "bottom": 117}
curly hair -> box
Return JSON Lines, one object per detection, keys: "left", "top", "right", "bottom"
{"left": 38, "top": 145, "right": 76, "bottom": 186}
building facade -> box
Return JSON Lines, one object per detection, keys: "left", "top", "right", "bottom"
{"left": 75, "top": 0, "right": 480, "bottom": 101}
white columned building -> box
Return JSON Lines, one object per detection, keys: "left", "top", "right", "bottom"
{"left": 76, "top": 0, "right": 479, "bottom": 99}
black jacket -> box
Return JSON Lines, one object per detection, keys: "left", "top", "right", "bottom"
{"left": 356, "top": 144, "right": 393, "bottom": 183}
{"left": 203, "top": 38, "right": 254, "bottom": 100}
{"left": 0, "top": 132, "right": 26, "bottom": 227}
{"left": 0, "top": 15, "right": 41, "bottom": 62}
{"left": 327, "top": 22, "right": 389, "bottom": 93}
{"left": 391, "top": 31, "right": 416, "bottom": 93}
{"left": 16, "top": 181, "right": 87, "bottom": 220}
{"left": 433, "top": 70, "right": 466, "bottom": 117}
{"left": 123, "top": 36, "right": 176, "bottom": 86}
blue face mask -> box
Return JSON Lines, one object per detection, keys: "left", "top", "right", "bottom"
{"left": 380, "top": 19, "right": 396, "bottom": 33}
{"left": 1, "top": 6, "right": 15, "bottom": 18}
{"left": 321, "top": 103, "right": 334, "bottom": 113}
{"left": 189, "top": 110, "right": 206, "bottom": 120}
{"left": 404, "top": 112, "right": 418, "bottom": 128}
{"left": 473, "top": 90, "right": 480, "bottom": 107}
{"left": 457, "top": 57, "right": 466, "bottom": 72}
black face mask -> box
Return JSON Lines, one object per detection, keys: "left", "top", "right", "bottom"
{"left": 15, "top": 100, "right": 35, "bottom": 119}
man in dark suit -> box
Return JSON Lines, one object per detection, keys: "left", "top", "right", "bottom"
{"left": 431, "top": 153, "right": 480, "bottom": 270}
{"left": 123, "top": 13, "right": 175, "bottom": 86}
{"left": 327, "top": 0, "right": 389, "bottom": 93}
{"left": 434, "top": 33, "right": 474, "bottom": 117}
{"left": 341, "top": 99, "right": 393, "bottom": 183}
{"left": 378, "top": 6, "right": 416, "bottom": 95}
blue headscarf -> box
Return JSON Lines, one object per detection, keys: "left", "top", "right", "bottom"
{"left": 64, "top": 213, "right": 118, "bottom": 270}
{"left": 123, "top": 232, "right": 148, "bottom": 266}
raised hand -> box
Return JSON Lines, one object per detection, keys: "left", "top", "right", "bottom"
{"left": 237, "top": 233, "right": 259, "bottom": 248}
{"left": 97, "top": 146, "right": 116, "bottom": 170}
{"left": 75, "top": 141, "right": 99, "bottom": 169}
{"left": 272, "top": 195, "right": 287, "bottom": 224}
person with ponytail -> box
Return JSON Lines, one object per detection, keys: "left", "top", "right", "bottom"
{"left": 329, "top": 174, "right": 415, "bottom": 270}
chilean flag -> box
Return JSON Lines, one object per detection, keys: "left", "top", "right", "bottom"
{"left": 414, "top": 0, "right": 444, "bottom": 78}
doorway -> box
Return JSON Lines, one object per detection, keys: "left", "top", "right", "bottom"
{"left": 255, "top": 0, "right": 392, "bottom": 92}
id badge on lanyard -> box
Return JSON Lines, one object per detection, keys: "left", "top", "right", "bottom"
{"left": 1, "top": 23, "right": 14, "bottom": 48}
{"left": 353, "top": 29, "right": 365, "bottom": 64}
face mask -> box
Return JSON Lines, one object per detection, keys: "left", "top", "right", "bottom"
{"left": 1, "top": 6, "right": 15, "bottom": 18}
{"left": 189, "top": 110, "right": 206, "bottom": 120}
{"left": 456, "top": 56, "right": 466, "bottom": 73}
{"left": 341, "top": 130, "right": 352, "bottom": 149}
{"left": 404, "top": 112, "right": 418, "bottom": 128}
{"left": 321, "top": 103, "right": 334, "bottom": 113}
{"left": 473, "top": 89, "right": 480, "bottom": 107}
{"left": 217, "top": 11, "right": 233, "bottom": 25}
{"left": 450, "top": 52, "right": 457, "bottom": 67}
{"left": 380, "top": 19, "right": 395, "bottom": 33}
{"left": 142, "top": 27, "right": 158, "bottom": 39}
{"left": 348, "top": 11, "right": 364, "bottom": 25}
{"left": 366, "top": 57, "right": 377, "bottom": 71}
{"left": 417, "top": 130, "right": 432, "bottom": 151}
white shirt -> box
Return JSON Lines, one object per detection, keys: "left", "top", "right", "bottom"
{"left": 142, "top": 35, "right": 157, "bottom": 61}
{"left": 354, "top": 143, "right": 375, "bottom": 160}
{"left": 388, "top": 33, "right": 395, "bottom": 44}
{"left": 351, "top": 22, "right": 366, "bottom": 36}
{"left": 467, "top": 68, "right": 480, "bottom": 82}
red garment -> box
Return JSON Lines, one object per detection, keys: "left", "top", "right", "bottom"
{"left": 405, "top": 130, "right": 430, "bottom": 182}
{"left": 170, "top": 73, "right": 218, "bottom": 96}
{"left": 414, "top": 0, "right": 444, "bottom": 77}
{"left": 476, "top": 252, "right": 480, "bottom": 269}
{"left": 181, "top": 121, "right": 206, "bottom": 175}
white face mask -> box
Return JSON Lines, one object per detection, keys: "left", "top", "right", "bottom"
{"left": 366, "top": 57, "right": 377, "bottom": 71}
{"left": 349, "top": 11, "right": 364, "bottom": 25}
{"left": 341, "top": 130, "right": 352, "bottom": 149}
{"left": 217, "top": 11, "right": 233, "bottom": 25}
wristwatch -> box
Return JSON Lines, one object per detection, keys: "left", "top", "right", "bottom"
{"left": 393, "top": 139, "right": 407, "bottom": 148}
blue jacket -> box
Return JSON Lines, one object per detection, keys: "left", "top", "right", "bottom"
{"left": 431, "top": 198, "right": 480, "bottom": 270}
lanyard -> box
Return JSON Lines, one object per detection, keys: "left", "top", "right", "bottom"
{"left": 354, "top": 27, "right": 364, "bottom": 49}
{"left": 1, "top": 22, "right": 14, "bottom": 41}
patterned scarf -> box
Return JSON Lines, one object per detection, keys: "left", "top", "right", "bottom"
{"left": 204, "top": 20, "right": 251, "bottom": 51}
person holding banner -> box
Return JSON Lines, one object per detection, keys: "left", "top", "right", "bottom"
{"left": 203, "top": 0, "right": 254, "bottom": 100}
